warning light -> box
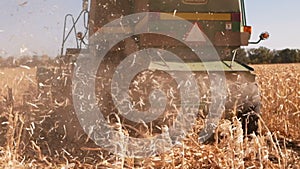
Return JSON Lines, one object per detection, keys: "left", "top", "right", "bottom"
{"left": 244, "top": 26, "right": 252, "bottom": 34}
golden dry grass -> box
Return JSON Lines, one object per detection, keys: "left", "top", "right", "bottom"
{"left": 253, "top": 64, "right": 300, "bottom": 140}
{"left": 0, "top": 64, "right": 299, "bottom": 168}
{"left": 0, "top": 67, "right": 36, "bottom": 105}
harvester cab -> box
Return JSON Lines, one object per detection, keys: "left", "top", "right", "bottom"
{"left": 35, "top": 0, "right": 269, "bottom": 155}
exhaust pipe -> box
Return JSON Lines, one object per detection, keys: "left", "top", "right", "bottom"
{"left": 82, "top": 0, "right": 89, "bottom": 11}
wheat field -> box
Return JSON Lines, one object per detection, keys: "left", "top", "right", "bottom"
{"left": 0, "top": 64, "right": 299, "bottom": 168}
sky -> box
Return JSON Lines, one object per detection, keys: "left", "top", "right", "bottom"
{"left": 0, "top": 0, "right": 299, "bottom": 57}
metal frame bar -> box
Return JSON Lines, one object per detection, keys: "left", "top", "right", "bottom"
{"left": 240, "top": 0, "right": 247, "bottom": 26}
{"left": 60, "top": 10, "right": 88, "bottom": 56}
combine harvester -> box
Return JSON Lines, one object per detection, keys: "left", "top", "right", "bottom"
{"left": 34, "top": 0, "right": 269, "bottom": 158}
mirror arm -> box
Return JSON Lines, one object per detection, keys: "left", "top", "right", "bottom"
{"left": 249, "top": 32, "right": 269, "bottom": 44}
{"left": 249, "top": 39, "right": 262, "bottom": 44}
